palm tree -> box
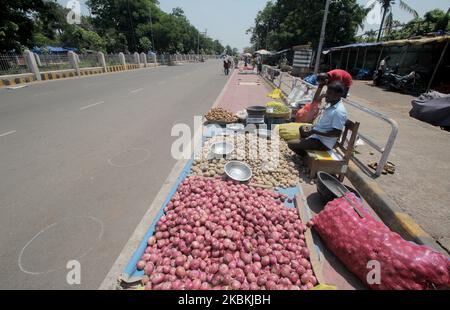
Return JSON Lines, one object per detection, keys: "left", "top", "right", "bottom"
{"left": 369, "top": 0, "right": 418, "bottom": 42}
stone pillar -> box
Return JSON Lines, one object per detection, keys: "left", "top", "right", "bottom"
{"left": 68, "top": 51, "right": 80, "bottom": 76}
{"left": 97, "top": 51, "right": 107, "bottom": 72}
{"left": 134, "top": 52, "right": 140, "bottom": 64}
{"left": 34, "top": 53, "right": 42, "bottom": 66}
{"left": 140, "top": 53, "right": 147, "bottom": 67}
{"left": 119, "top": 52, "right": 126, "bottom": 68}
{"left": 24, "top": 50, "right": 41, "bottom": 81}
{"left": 153, "top": 54, "right": 157, "bottom": 66}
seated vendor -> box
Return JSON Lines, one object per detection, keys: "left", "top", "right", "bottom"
{"left": 287, "top": 81, "right": 348, "bottom": 154}
{"left": 317, "top": 69, "right": 353, "bottom": 98}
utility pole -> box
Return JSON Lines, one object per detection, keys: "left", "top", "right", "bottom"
{"left": 314, "top": 0, "right": 331, "bottom": 74}
{"left": 149, "top": 3, "right": 156, "bottom": 52}
{"left": 198, "top": 29, "right": 207, "bottom": 56}
{"left": 126, "top": 0, "right": 137, "bottom": 52}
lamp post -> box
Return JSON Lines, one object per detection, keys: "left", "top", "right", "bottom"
{"left": 314, "top": 0, "right": 331, "bottom": 74}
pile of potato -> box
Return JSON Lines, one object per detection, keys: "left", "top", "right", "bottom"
{"left": 191, "top": 133, "right": 301, "bottom": 188}
{"left": 204, "top": 107, "right": 238, "bottom": 123}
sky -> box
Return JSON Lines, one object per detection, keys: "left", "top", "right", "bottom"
{"left": 59, "top": 0, "right": 449, "bottom": 51}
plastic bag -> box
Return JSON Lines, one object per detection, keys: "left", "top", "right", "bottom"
{"left": 295, "top": 102, "right": 319, "bottom": 123}
{"left": 304, "top": 74, "right": 318, "bottom": 85}
{"left": 311, "top": 193, "right": 450, "bottom": 290}
{"left": 274, "top": 123, "right": 311, "bottom": 141}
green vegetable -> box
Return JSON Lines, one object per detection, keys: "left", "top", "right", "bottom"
{"left": 266, "top": 101, "right": 289, "bottom": 113}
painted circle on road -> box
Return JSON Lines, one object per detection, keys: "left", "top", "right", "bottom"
{"left": 107, "top": 148, "right": 151, "bottom": 168}
{"left": 18, "top": 216, "right": 104, "bottom": 275}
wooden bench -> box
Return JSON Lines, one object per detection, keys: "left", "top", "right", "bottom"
{"left": 305, "top": 120, "right": 360, "bottom": 181}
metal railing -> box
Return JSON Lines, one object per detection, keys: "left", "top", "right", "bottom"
{"left": 1, "top": 51, "right": 219, "bottom": 82}
{"left": 262, "top": 65, "right": 399, "bottom": 177}
{"left": 78, "top": 53, "right": 100, "bottom": 68}
{"left": 105, "top": 54, "right": 121, "bottom": 66}
{"left": 124, "top": 54, "right": 136, "bottom": 64}
{"left": 0, "top": 53, "right": 29, "bottom": 75}
{"left": 38, "top": 53, "right": 71, "bottom": 71}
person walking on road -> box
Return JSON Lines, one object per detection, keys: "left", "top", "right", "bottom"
{"left": 223, "top": 56, "right": 230, "bottom": 75}
{"left": 256, "top": 55, "right": 262, "bottom": 75}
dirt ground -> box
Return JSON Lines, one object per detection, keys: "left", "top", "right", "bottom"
{"left": 346, "top": 80, "right": 450, "bottom": 253}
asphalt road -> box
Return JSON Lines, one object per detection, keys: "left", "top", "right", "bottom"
{"left": 0, "top": 60, "right": 229, "bottom": 289}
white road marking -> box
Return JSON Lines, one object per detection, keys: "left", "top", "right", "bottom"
{"left": 157, "top": 81, "right": 167, "bottom": 85}
{"left": 0, "top": 130, "right": 16, "bottom": 137}
{"left": 80, "top": 101, "right": 105, "bottom": 111}
{"left": 130, "top": 88, "right": 143, "bottom": 93}
{"left": 18, "top": 216, "right": 104, "bottom": 275}
{"left": 7, "top": 85, "right": 28, "bottom": 90}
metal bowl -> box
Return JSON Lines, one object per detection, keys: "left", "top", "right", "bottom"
{"left": 210, "top": 142, "right": 234, "bottom": 156}
{"left": 224, "top": 161, "right": 252, "bottom": 182}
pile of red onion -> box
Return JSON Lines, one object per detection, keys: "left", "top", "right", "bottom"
{"left": 137, "top": 176, "right": 317, "bottom": 290}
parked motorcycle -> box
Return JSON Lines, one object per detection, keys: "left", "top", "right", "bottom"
{"left": 373, "top": 69, "right": 422, "bottom": 95}
{"left": 373, "top": 68, "right": 393, "bottom": 86}
{"left": 386, "top": 71, "right": 421, "bottom": 94}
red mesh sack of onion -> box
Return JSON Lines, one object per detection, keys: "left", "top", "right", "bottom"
{"left": 309, "top": 193, "right": 449, "bottom": 290}
{"left": 137, "top": 176, "right": 317, "bottom": 290}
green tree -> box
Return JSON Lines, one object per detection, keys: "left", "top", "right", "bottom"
{"left": 87, "top": 0, "right": 229, "bottom": 54}
{"left": 249, "top": 0, "right": 368, "bottom": 51}
{"left": 368, "top": 0, "right": 418, "bottom": 41}
{"left": 386, "top": 8, "right": 450, "bottom": 40}
{"left": 139, "top": 37, "right": 152, "bottom": 52}
{"left": 0, "top": 0, "right": 48, "bottom": 51}
{"left": 60, "top": 25, "right": 106, "bottom": 51}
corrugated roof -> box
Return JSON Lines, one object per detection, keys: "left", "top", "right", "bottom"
{"left": 324, "top": 35, "right": 450, "bottom": 53}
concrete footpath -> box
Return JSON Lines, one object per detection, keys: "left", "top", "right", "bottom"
{"left": 348, "top": 81, "right": 450, "bottom": 253}
{"left": 217, "top": 69, "right": 272, "bottom": 112}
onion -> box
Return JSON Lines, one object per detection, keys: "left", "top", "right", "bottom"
{"left": 223, "top": 253, "right": 234, "bottom": 264}
{"left": 175, "top": 266, "right": 186, "bottom": 278}
{"left": 150, "top": 273, "right": 165, "bottom": 285}
{"left": 219, "top": 264, "right": 229, "bottom": 275}
{"left": 231, "top": 280, "right": 241, "bottom": 290}
{"left": 261, "top": 256, "right": 270, "bottom": 267}
{"left": 144, "top": 262, "right": 154, "bottom": 275}
{"left": 301, "top": 273, "right": 311, "bottom": 284}
{"left": 301, "top": 247, "right": 310, "bottom": 258}
{"left": 192, "top": 279, "right": 202, "bottom": 290}
{"left": 148, "top": 236, "right": 157, "bottom": 246}
{"left": 211, "top": 274, "right": 223, "bottom": 286}
{"left": 265, "top": 280, "right": 277, "bottom": 290}
{"left": 136, "top": 260, "right": 146, "bottom": 271}
{"left": 257, "top": 275, "right": 268, "bottom": 286}
{"left": 200, "top": 282, "right": 211, "bottom": 290}
{"left": 175, "top": 256, "right": 186, "bottom": 267}
{"left": 240, "top": 252, "right": 252, "bottom": 264}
